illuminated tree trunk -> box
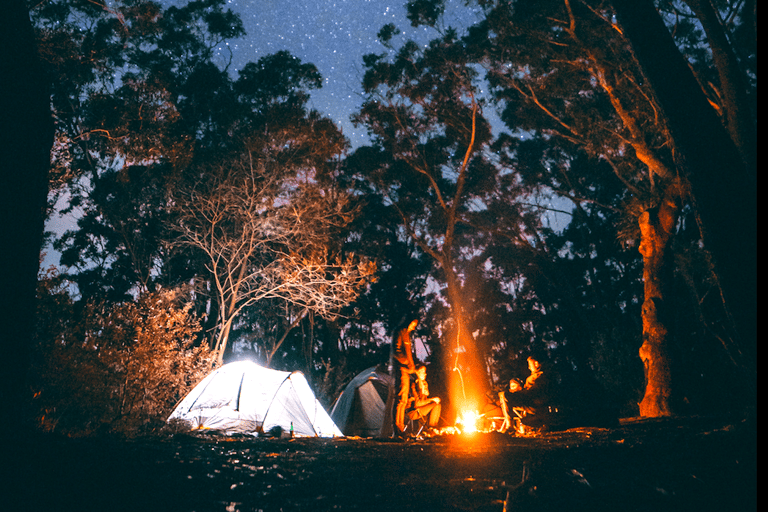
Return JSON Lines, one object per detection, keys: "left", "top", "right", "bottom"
{"left": 443, "top": 262, "right": 485, "bottom": 413}
{"left": 213, "top": 317, "right": 234, "bottom": 367}
{"left": 612, "top": 0, "right": 756, "bottom": 388}
{"left": 637, "top": 195, "right": 679, "bottom": 417}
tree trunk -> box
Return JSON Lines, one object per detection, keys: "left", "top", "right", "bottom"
{"left": 611, "top": 0, "right": 756, "bottom": 390}
{"left": 442, "top": 262, "right": 486, "bottom": 416}
{"left": 0, "top": 1, "right": 54, "bottom": 428}
{"left": 214, "top": 318, "right": 234, "bottom": 367}
{"left": 637, "top": 197, "right": 679, "bottom": 417}
{"left": 266, "top": 309, "right": 307, "bottom": 367}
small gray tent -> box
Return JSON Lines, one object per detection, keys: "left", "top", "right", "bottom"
{"left": 330, "top": 365, "right": 394, "bottom": 437}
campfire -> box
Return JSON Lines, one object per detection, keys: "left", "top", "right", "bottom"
{"left": 440, "top": 324, "right": 523, "bottom": 436}
{"left": 456, "top": 410, "right": 481, "bottom": 433}
{"left": 436, "top": 408, "right": 531, "bottom": 436}
{"left": 431, "top": 409, "right": 497, "bottom": 436}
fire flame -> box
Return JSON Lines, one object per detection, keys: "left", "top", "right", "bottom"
{"left": 456, "top": 410, "right": 480, "bottom": 434}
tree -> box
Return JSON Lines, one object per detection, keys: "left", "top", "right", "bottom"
{"left": 463, "top": 0, "right": 684, "bottom": 415}
{"left": 446, "top": 0, "right": 756, "bottom": 416}
{"left": 170, "top": 139, "right": 374, "bottom": 367}
{"left": 31, "top": 0, "right": 248, "bottom": 301}
{"left": 610, "top": 0, "right": 756, "bottom": 397}
{"left": 32, "top": 0, "right": 368, "bottom": 368}
{"left": 393, "top": 0, "right": 755, "bottom": 416}
{"left": 350, "top": 20, "right": 546, "bottom": 415}
{"left": 0, "top": 0, "right": 53, "bottom": 427}
{"left": 27, "top": 1, "right": 380, "bottom": 417}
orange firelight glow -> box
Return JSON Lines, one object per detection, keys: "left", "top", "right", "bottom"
{"left": 448, "top": 317, "right": 493, "bottom": 435}
{"left": 456, "top": 410, "right": 480, "bottom": 433}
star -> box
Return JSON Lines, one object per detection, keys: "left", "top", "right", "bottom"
{"left": 202, "top": 0, "right": 480, "bottom": 148}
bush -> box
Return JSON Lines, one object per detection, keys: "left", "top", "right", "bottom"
{"left": 32, "top": 285, "right": 214, "bottom": 437}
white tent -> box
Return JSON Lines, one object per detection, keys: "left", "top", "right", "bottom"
{"left": 168, "top": 360, "right": 342, "bottom": 437}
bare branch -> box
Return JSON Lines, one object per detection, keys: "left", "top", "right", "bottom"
{"left": 169, "top": 153, "right": 374, "bottom": 365}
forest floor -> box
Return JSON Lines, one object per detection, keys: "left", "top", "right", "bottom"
{"left": 4, "top": 413, "right": 755, "bottom": 512}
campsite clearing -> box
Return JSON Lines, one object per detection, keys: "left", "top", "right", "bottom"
{"left": 5, "top": 414, "right": 755, "bottom": 512}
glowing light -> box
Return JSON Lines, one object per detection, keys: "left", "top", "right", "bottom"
{"left": 456, "top": 410, "right": 480, "bottom": 434}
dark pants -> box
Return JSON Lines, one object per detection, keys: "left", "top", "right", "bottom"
{"left": 501, "top": 391, "right": 540, "bottom": 421}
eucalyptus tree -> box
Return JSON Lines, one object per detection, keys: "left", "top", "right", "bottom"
{"left": 610, "top": 0, "right": 756, "bottom": 396}
{"left": 348, "top": 14, "right": 554, "bottom": 413}
{"left": 459, "top": 0, "right": 680, "bottom": 416}
{"left": 31, "top": 0, "right": 247, "bottom": 300}
{"left": 31, "top": 1, "right": 376, "bottom": 376}
{"left": 455, "top": 0, "right": 755, "bottom": 415}
{"left": 169, "top": 131, "right": 375, "bottom": 367}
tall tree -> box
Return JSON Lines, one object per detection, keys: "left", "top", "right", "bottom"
{"left": 31, "top": 0, "right": 247, "bottom": 300}
{"left": 0, "top": 0, "right": 53, "bottom": 425}
{"left": 350, "top": 19, "right": 546, "bottom": 414}
{"left": 31, "top": 1, "right": 373, "bottom": 373}
{"left": 610, "top": 0, "right": 756, "bottom": 394}
{"left": 453, "top": 0, "right": 753, "bottom": 416}
{"left": 170, "top": 137, "right": 374, "bottom": 367}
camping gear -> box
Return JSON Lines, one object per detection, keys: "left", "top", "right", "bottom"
{"left": 167, "top": 360, "right": 342, "bottom": 437}
{"left": 330, "top": 365, "right": 394, "bottom": 437}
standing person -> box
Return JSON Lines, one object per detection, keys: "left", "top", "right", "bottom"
{"left": 408, "top": 365, "right": 442, "bottom": 430}
{"left": 391, "top": 316, "right": 419, "bottom": 436}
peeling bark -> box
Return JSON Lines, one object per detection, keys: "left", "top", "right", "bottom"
{"left": 612, "top": 0, "right": 756, "bottom": 390}
{"left": 637, "top": 195, "right": 679, "bottom": 417}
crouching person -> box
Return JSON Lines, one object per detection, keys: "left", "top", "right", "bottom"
{"left": 500, "top": 355, "right": 557, "bottom": 433}
{"left": 407, "top": 365, "right": 441, "bottom": 432}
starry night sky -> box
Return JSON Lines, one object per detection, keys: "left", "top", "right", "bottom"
{"left": 203, "top": 0, "right": 482, "bottom": 148}
{"left": 44, "top": 1, "right": 485, "bottom": 267}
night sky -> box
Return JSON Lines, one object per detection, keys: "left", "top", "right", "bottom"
{"left": 44, "top": 1, "right": 488, "bottom": 267}
{"left": 44, "top": 1, "right": 481, "bottom": 264}
{"left": 204, "top": 0, "right": 482, "bottom": 148}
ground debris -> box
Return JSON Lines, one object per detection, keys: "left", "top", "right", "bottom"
{"left": 4, "top": 414, "right": 755, "bottom": 512}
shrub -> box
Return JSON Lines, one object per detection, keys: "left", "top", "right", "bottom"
{"left": 33, "top": 285, "right": 214, "bottom": 437}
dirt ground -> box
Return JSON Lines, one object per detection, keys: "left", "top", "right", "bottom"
{"left": 4, "top": 414, "right": 755, "bottom": 512}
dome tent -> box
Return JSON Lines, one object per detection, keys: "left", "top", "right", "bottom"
{"left": 168, "top": 360, "right": 342, "bottom": 437}
{"left": 330, "top": 365, "right": 395, "bottom": 437}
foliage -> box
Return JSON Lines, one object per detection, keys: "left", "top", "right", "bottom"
{"left": 350, "top": 20, "right": 539, "bottom": 400}
{"left": 459, "top": 0, "right": 752, "bottom": 410}
{"left": 32, "top": 0, "right": 368, "bottom": 372}
{"left": 33, "top": 274, "right": 213, "bottom": 436}
{"left": 351, "top": 0, "right": 754, "bottom": 415}
{"left": 170, "top": 143, "right": 375, "bottom": 366}
{"left": 29, "top": 0, "right": 755, "bottom": 429}
{"left": 31, "top": 0, "right": 250, "bottom": 301}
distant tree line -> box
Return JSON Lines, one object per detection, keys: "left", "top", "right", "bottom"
{"left": 16, "top": 0, "right": 753, "bottom": 436}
